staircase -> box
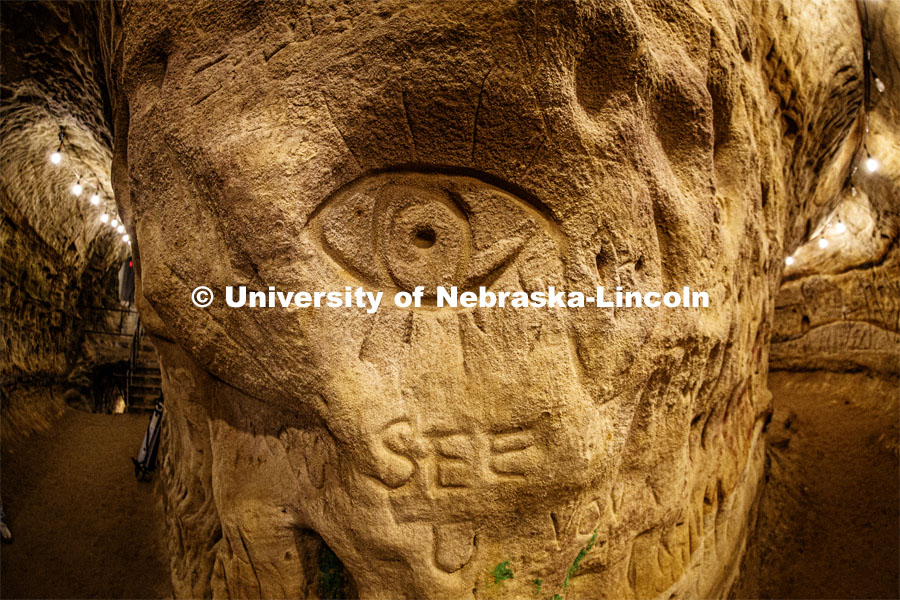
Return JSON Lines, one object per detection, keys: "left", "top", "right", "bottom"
{"left": 80, "top": 307, "right": 163, "bottom": 413}
{"left": 128, "top": 339, "right": 163, "bottom": 411}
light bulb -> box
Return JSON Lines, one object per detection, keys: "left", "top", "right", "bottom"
{"left": 100, "top": 213, "right": 109, "bottom": 223}
{"left": 110, "top": 219, "right": 118, "bottom": 227}
{"left": 122, "top": 234, "right": 130, "bottom": 243}
{"left": 818, "top": 237, "right": 829, "bottom": 249}
{"left": 50, "top": 151, "right": 62, "bottom": 165}
{"left": 117, "top": 225, "right": 125, "bottom": 234}
{"left": 785, "top": 256, "right": 795, "bottom": 266}
{"left": 833, "top": 221, "right": 846, "bottom": 234}
{"left": 851, "top": 186, "right": 857, "bottom": 197}
{"left": 875, "top": 77, "right": 885, "bottom": 93}
{"left": 865, "top": 156, "right": 879, "bottom": 172}
{"left": 90, "top": 194, "right": 100, "bottom": 205}
{"left": 71, "top": 182, "right": 83, "bottom": 196}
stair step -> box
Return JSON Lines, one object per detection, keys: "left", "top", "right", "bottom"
{"left": 130, "top": 395, "right": 161, "bottom": 405}
{"left": 132, "top": 372, "right": 159, "bottom": 379}
{"left": 131, "top": 380, "right": 161, "bottom": 388}
{"left": 131, "top": 381, "right": 161, "bottom": 388}
{"left": 131, "top": 383, "right": 161, "bottom": 392}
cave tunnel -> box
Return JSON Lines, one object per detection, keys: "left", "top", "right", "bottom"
{"left": 0, "top": 1, "right": 897, "bottom": 599}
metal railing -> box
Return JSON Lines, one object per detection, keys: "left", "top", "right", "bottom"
{"left": 126, "top": 316, "right": 144, "bottom": 410}
{"left": 82, "top": 306, "right": 140, "bottom": 337}
{"left": 81, "top": 306, "right": 142, "bottom": 410}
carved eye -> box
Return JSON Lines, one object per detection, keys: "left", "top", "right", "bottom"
{"left": 311, "top": 172, "right": 558, "bottom": 296}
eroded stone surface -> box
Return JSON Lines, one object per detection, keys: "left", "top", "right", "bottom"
{"left": 773, "top": 0, "right": 899, "bottom": 380}
{"left": 1, "top": 1, "right": 127, "bottom": 440}
{"left": 772, "top": 242, "right": 899, "bottom": 376}
{"left": 93, "top": 1, "right": 878, "bottom": 597}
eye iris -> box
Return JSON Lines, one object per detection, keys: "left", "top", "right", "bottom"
{"left": 413, "top": 227, "right": 437, "bottom": 249}
{"left": 380, "top": 188, "right": 469, "bottom": 295}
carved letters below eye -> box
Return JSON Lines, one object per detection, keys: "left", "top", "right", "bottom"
{"left": 371, "top": 420, "right": 544, "bottom": 524}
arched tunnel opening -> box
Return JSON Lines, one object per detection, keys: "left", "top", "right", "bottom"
{"left": 0, "top": 1, "right": 897, "bottom": 599}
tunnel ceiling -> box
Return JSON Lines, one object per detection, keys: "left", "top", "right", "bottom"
{"left": 1, "top": 1, "right": 123, "bottom": 268}
{"left": 784, "top": 0, "right": 899, "bottom": 278}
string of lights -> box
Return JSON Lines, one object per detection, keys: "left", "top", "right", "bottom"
{"left": 49, "top": 125, "right": 130, "bottom": 247}
{"left": 784, "top": 0, "right": 883, "bottom": 267}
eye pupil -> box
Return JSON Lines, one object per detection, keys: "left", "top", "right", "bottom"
{"left": 413, "top": 227, "right": 437, "bottom": 249}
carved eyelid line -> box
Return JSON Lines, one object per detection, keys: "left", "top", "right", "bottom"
{"left": 304, "top": 164, "right": 567, "bottom": 249}
{"left": 307, "top": 166, "right": 568, "bottom": 297}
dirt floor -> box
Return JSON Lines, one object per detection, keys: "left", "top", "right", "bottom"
{"left": 0, "top": 410, "right": 171, "bottom": 599}
{"left": 736, "top": 370, "right": 900, "bottom": 600}
{"left": 0, "top": 372, "right": 897, "bottom": 599}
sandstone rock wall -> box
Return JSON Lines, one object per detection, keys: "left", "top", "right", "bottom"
{"left": 771, "top": 0, "right": 899, "bottom": 380}
{"left": 1, "top": 1, "right": 126, "bottom": 441}
{"left": 100, "top": 1, "right": 870, "bottom": 598}
{"left": 771, "top": 242, "right": 899, "bottom": 376}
